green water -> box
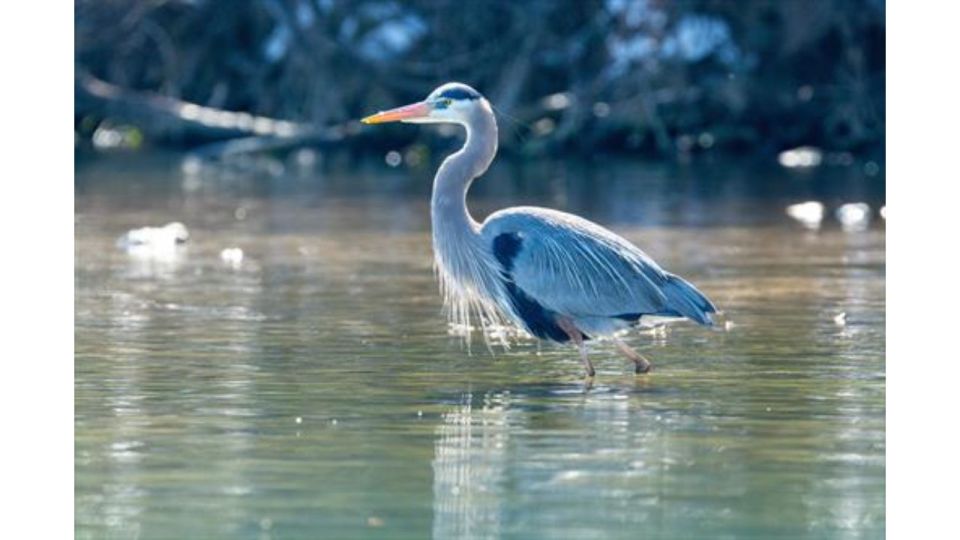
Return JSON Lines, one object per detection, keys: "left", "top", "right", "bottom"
{"left": 75, "top": 154, "right": 885, "bottom": 539}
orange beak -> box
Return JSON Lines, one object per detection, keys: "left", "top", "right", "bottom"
{"left": 361, "top": 101, "right": 431, "bottom": 124}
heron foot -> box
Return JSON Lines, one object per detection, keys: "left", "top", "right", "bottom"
{"left": 614, "top": 339, "right": 653, "bottom": 375}
{"left": 634, "top": 359, "right": 652, "bottom": 374}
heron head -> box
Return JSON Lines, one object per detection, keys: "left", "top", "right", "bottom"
{"left": 362, "top": 82, "right": 486, "bottom": 125}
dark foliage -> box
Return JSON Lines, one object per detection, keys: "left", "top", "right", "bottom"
{"left": 75, "top": 0, "right": 885, "bottom": 159}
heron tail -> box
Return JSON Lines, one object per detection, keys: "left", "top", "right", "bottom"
{"left": 660, "top": 274, "right": 717, "bottom": 326}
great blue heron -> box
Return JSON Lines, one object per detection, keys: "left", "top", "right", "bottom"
{"left": 362, "top": 82, "right": 717, "bottom": 377}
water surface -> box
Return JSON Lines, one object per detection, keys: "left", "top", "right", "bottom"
{"left": 76, "top": 153, "right": 885, "bottom": 539}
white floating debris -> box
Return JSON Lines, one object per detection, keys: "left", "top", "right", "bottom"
{"left": 879, "top": 206, "right": 886, "bottom": 220}
{"left": 833, "top": 312, "right": 847, "bottom": 326}
{"left": 785, "top": 201, "right": 824, "bottom": 230}
{"left": 117, "top": 222, "right": 189, "bottom": 255}
{"left": 723, "top": 320, "right": 736, "bottom": 332}
{"left": 295, "top": 416, "right": 303, "bottom": 424}
{"left": 778, "top": 146, "right": 823, "bottom": 168}
{"left": 836, "top": 202, "right": 871, "bottom": 232}
{"left": 220, "top": 247, "right": 244, "bottom": 268}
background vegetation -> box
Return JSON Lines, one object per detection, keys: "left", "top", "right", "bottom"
{"left": 75, "top": 0, "right": 885, "bottom": 161}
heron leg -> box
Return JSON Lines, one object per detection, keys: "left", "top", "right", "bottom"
{"left": 614, "top": 338, "right": 652, "bottom": 374}
{"left": 576, "top": 340, "right": 594, "bottom": 378}
{"left": 557, "top": 317, "right": 594, "bottom": 377}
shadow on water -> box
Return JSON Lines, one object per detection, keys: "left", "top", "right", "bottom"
{"left": 76, "top": 152, "right": 884, "bottom": 539}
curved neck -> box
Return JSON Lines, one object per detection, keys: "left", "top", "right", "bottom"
{"left": 428, "top": 100, "right": 513, "bottom": 338}
{"left": 431, "top": 101, "right": 498, "bottom": 238}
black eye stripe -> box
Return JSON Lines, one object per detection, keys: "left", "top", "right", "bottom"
{"left": 437, "top": 88, "right": 480, "bottom": 101}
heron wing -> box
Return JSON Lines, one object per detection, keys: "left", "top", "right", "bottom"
{"left": 482, "top": 207, "right": 673, "bottom": 319}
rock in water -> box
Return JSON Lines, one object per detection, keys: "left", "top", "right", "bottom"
{"left": 117, "top": 222, "right": 189, "bottom": 250}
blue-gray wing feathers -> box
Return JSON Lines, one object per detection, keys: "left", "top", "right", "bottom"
{"left": 482, "top": 207, "right": 715, "bottom": 334}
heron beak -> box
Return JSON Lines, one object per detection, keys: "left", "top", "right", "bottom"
{"left": 361, "top": 101, "right": 431, "bottom": 124}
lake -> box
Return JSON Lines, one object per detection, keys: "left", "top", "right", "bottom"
{"left": 75, "top": 151, "right": 885, "bottom": 539}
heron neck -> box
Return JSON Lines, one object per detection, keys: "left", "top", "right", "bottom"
{"left": 430, "top": 103, "right": 498, "bottom": 241}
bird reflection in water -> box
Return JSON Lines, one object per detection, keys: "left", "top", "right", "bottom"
{"left": 431, "top": 391, "right": 512, "bottom": 539}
